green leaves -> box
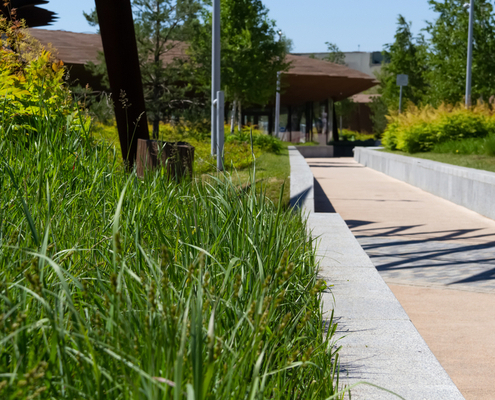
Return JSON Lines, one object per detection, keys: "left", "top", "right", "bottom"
{"left": 380, "top": 1, "right": 495, "bottom": 110}
{"left": 382, "top": 103, "right": 495, "bottom": 153}
{"left": 0, "top": 22, "right": 88, "bottom": 142}
{"left": 188, "top": 0, "right": 289, "bottom": 108}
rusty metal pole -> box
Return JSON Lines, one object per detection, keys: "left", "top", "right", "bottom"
{"left": 94, "top": 0, "right": 150, "bottom": 167}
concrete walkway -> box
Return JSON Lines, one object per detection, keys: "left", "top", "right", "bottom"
{"left": 310, "top": 157, "right": 495, "bottom": 400}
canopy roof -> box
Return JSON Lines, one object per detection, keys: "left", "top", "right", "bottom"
{"left": 29, "top": 29, "right": 377, "bottom": 103}
{"left": 29, "top": 29, "right": 187, "bottom": 65}
{"left": 282, "top": 55, "right": 378, "bottom": 104}
{"left": 1, "top": 1, "right": 57, "bottom": 27}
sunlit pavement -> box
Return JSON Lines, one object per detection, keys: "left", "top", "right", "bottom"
{"left": 310, "top": 157, "right": 495, "bottom": 400}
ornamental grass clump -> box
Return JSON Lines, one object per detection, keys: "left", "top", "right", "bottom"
{"left": 382, "top": 103, "right": 495, "bottom": 153}
{"left": 0, "top": 15, "right": 345, "bottom": 399}
{"left": 0, "top": 46, "right": 344, "bottom": 400}
{"left": 0, "top": 121, "right": 343, "bottom": 399}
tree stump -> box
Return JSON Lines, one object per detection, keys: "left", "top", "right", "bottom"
{"left": 136, "top": 139, "right": 194, "bottom": 181}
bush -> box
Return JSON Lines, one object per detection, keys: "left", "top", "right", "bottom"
{"left": 91, "top": 123, "right": 284, "bottom": 174}
{"left": 226, "top": 127, "right": 283, "bottom": 154}
{"left": 0, "top": 18, "right": 88, "bottom": 141}
{"left": 338, "top": 129, "right": 375, "bottom": 142}
{"left": 382, "top": 103, "right": 495, "bottom": 153}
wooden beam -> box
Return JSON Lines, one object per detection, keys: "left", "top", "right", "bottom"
{"left": 94, "top": 0, "right": 149, "bottom": 167}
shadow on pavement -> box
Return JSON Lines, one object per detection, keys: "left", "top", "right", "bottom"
{"left": 353, "top": 225, "right": 495, "bottom": 287}
{"left": 314, "top": 178, "right": 336, "bottom": 213}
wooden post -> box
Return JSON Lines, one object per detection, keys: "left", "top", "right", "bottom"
{"left": 94, "top": 0, "right": 150, "bottom": 167}
{"left": 136, "top": 139, "right": 194, "bottom": 181}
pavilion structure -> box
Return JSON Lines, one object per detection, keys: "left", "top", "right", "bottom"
{"left": 29, "top": 29, "right": 378, "bottom": 144}
{"left": 245, "top": 55, "right": 377, "bottom": 143}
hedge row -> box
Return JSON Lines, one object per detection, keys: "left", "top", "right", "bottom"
{"left": 382, "top": 104, "right": 495, "bottom": 153}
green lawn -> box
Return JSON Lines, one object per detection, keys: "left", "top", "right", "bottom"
{"left": 92, "top": 123, "right": 292, "bottom": 207}
{"left": 231, "top": 143, "right": 291, "bottom": 208}
{"left": 381, "top": 149, "right": 495, "bottom": 173}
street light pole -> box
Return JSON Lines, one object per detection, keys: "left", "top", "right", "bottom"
{"left": 274, "top": 30, "right": 282, "bottom": 138}
{"left": 465, "top": 0, "right": 475, "bottom": 107}
{"left": 211, "top": 0, "right": 221, "bottom": 155}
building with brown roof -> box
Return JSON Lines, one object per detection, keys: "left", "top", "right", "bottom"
{"left": 29, "top": 28, "right": 377, "bottom": 143}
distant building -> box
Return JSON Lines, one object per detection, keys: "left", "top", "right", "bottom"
{"left": 291, "top": 51, "right": 387, "bottom": 79}
{"left": 29, "top": 29, "right": 378, "bottom": 143}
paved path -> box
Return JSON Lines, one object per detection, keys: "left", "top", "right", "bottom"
{"left": 310, "top": 157, "right": 495, "bottom": 399}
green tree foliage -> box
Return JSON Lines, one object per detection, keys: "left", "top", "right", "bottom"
{"left": 379, "top": 15, "right": 427, "bottom": 110}
{"left": 368, "top": 96, "right": 389, "bottom": 135}
{"left": 188, "top": 0, "right": 289, "bottom": 111}
{"left": 382, "top": 2, "right": 495, "bottom": 109}
{"left": 84, "top": 1, "right": 203, "bottom": 138}
{"left": 134, "top": 0, "right": 202, "bottom": 137}
{"left": 324, "top": 42, "right": 345, "bottom": 65}
{"left": 425, "top": 0, "right": 495, "bottom": 105}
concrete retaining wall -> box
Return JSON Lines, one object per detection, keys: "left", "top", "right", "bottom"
{"left": 289, "top": 146, "right": 314, "bottom": 214}
{"left": 290, "top": 147, "right": 464, "bottom": 399}
{"left": 354, "top": 147, "right": 495, "bottom": 221}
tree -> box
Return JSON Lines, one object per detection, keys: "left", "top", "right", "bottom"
{"left": 425, "top": 0, "right": 495, "bottom": 105}
{"left": 188, "top": 0, "right": 289, "bottom": 121}
{"left": 84, "top": 0, "right": 202, "bottom": 139}
{"left": 379, "top": 15, "right": 427, "bottom": 110}
{"left": 324, "top": 42, "right": 345, "bottom": 65}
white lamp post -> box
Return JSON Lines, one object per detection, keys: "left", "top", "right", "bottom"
{"left": 465, "top": 0, "right": 474, "bottom": 107}
{"left": 274, "top": 30, "right": 282, "bottom": 138}
{"left": 211, "top": 0, "right": 220, "bottom": 156}
{"left": 211, "top": 0, "right": 224, "bottom": 170}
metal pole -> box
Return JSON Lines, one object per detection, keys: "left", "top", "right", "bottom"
{"left": 274, "top": 31, "right": 282, "bottom": 138}
{"left": 466, "top": 0, "right": 475, "bottom": 107}
{"left": 399, "top": 85, "right": 403, "bottom": 114}
{"left": 211, "top": 0, "right": 221, "bottom": 155}
{"left": 275, "top": 71, "right": 281, "bottom": 138}
{"left": 230, "top": 100, "right": 236, "bottom": 134}
{"left": 217, "top": 91, "right": 225, "bottom": 171}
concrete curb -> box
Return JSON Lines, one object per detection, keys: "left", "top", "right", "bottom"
{"left": 354, "top": 146, "right": 495, "bottom": 221}
{"left": 289, "top": 146, "right": 314, "bottom": 214}
{"left": 290, "top": 148, "right": 464, "bottom": 399}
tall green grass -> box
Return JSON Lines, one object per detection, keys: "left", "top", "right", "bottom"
{"left": 0, "top": 110, "right": 344, "bottom": 399}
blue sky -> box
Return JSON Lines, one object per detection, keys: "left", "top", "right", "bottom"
{"left": 43, "top": 0, "right": 438, "bottom": 53}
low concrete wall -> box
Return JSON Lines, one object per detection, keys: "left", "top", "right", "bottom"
{"left": 289, "top": 146, "right": 314, "bottom": 214}
{"left": 355, "top": 147, "right": 495, "bottom": 221}
{"left": 289, "top": 147, "right": 464, "bottom": 399}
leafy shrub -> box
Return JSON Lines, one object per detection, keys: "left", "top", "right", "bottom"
{"left": 382, "top": 103, "right": 495, "bottom": 153}
{"left": 0, "top": 18, "right": 88, "bottom": 140}
{"left": 338, "top": 129, "right": 375, "bottom": 142}
{"left": 226, "top": 127, "right": 283, "bottom": 154}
